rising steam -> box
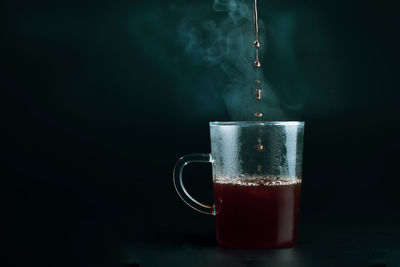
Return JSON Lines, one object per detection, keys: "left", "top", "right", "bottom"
{"left": 178, "top": 0, "right": 286, "bottom": 121}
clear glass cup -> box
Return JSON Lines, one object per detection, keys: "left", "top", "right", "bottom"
{"left": 173, "top": 121, "right": 305, "bottom": 249}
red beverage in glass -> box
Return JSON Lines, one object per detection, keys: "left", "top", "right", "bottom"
{"left": 213, "top": 180, "right": 301, "bottom": 249}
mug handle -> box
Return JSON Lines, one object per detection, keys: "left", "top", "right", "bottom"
{"left": 173, "top": 153, "right": 215, "bottom": 215}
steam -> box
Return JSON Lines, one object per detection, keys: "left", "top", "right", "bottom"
{"left": 178, "top": 0, "right": 286, "bottom": 121}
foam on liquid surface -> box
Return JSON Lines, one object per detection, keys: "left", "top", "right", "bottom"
{"left": 214, "top": 176, "right": 302, "bottom": 186}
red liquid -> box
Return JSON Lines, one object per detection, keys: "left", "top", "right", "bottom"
{"left": 213, "top": 180, "right": 301, "bottom": 249}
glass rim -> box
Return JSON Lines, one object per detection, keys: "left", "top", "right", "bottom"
{"left": 209, "top": 121, "right": 304, "bottom": 126}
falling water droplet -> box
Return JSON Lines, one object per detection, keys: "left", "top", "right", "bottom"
{"left": 254, "top": 40, "right": 260, "bottom": 48}
{"left": 256, "top": 143, "right": 264, "bottom": 151}
{"left": 255, "top": 112, "right": 263, "bottom": 117}
{"left": 256, "top": 138, "right": 264, "bottom": 151}
{"left": 255, "top": 80, "right": 261, "bottom": 84}
{"left": 254, "top": 60, "right": 261, "bottom": 68}
{"left": 256, "top": 89, "right": 261, "bottom": 100}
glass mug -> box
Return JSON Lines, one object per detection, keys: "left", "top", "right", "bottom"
{"left": 173, "top": 121, "right": 305, "bottom": 249}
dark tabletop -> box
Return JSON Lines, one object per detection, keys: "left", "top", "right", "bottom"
{"left": 6, "top": 176, "right": 399, "bottom": 267}
{"left": 120, "top": 187, "right": 400, "bottom": 267}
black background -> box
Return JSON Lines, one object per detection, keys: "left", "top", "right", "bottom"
{"left": 2, "top": 0, "right": 400, "bottom": 266}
